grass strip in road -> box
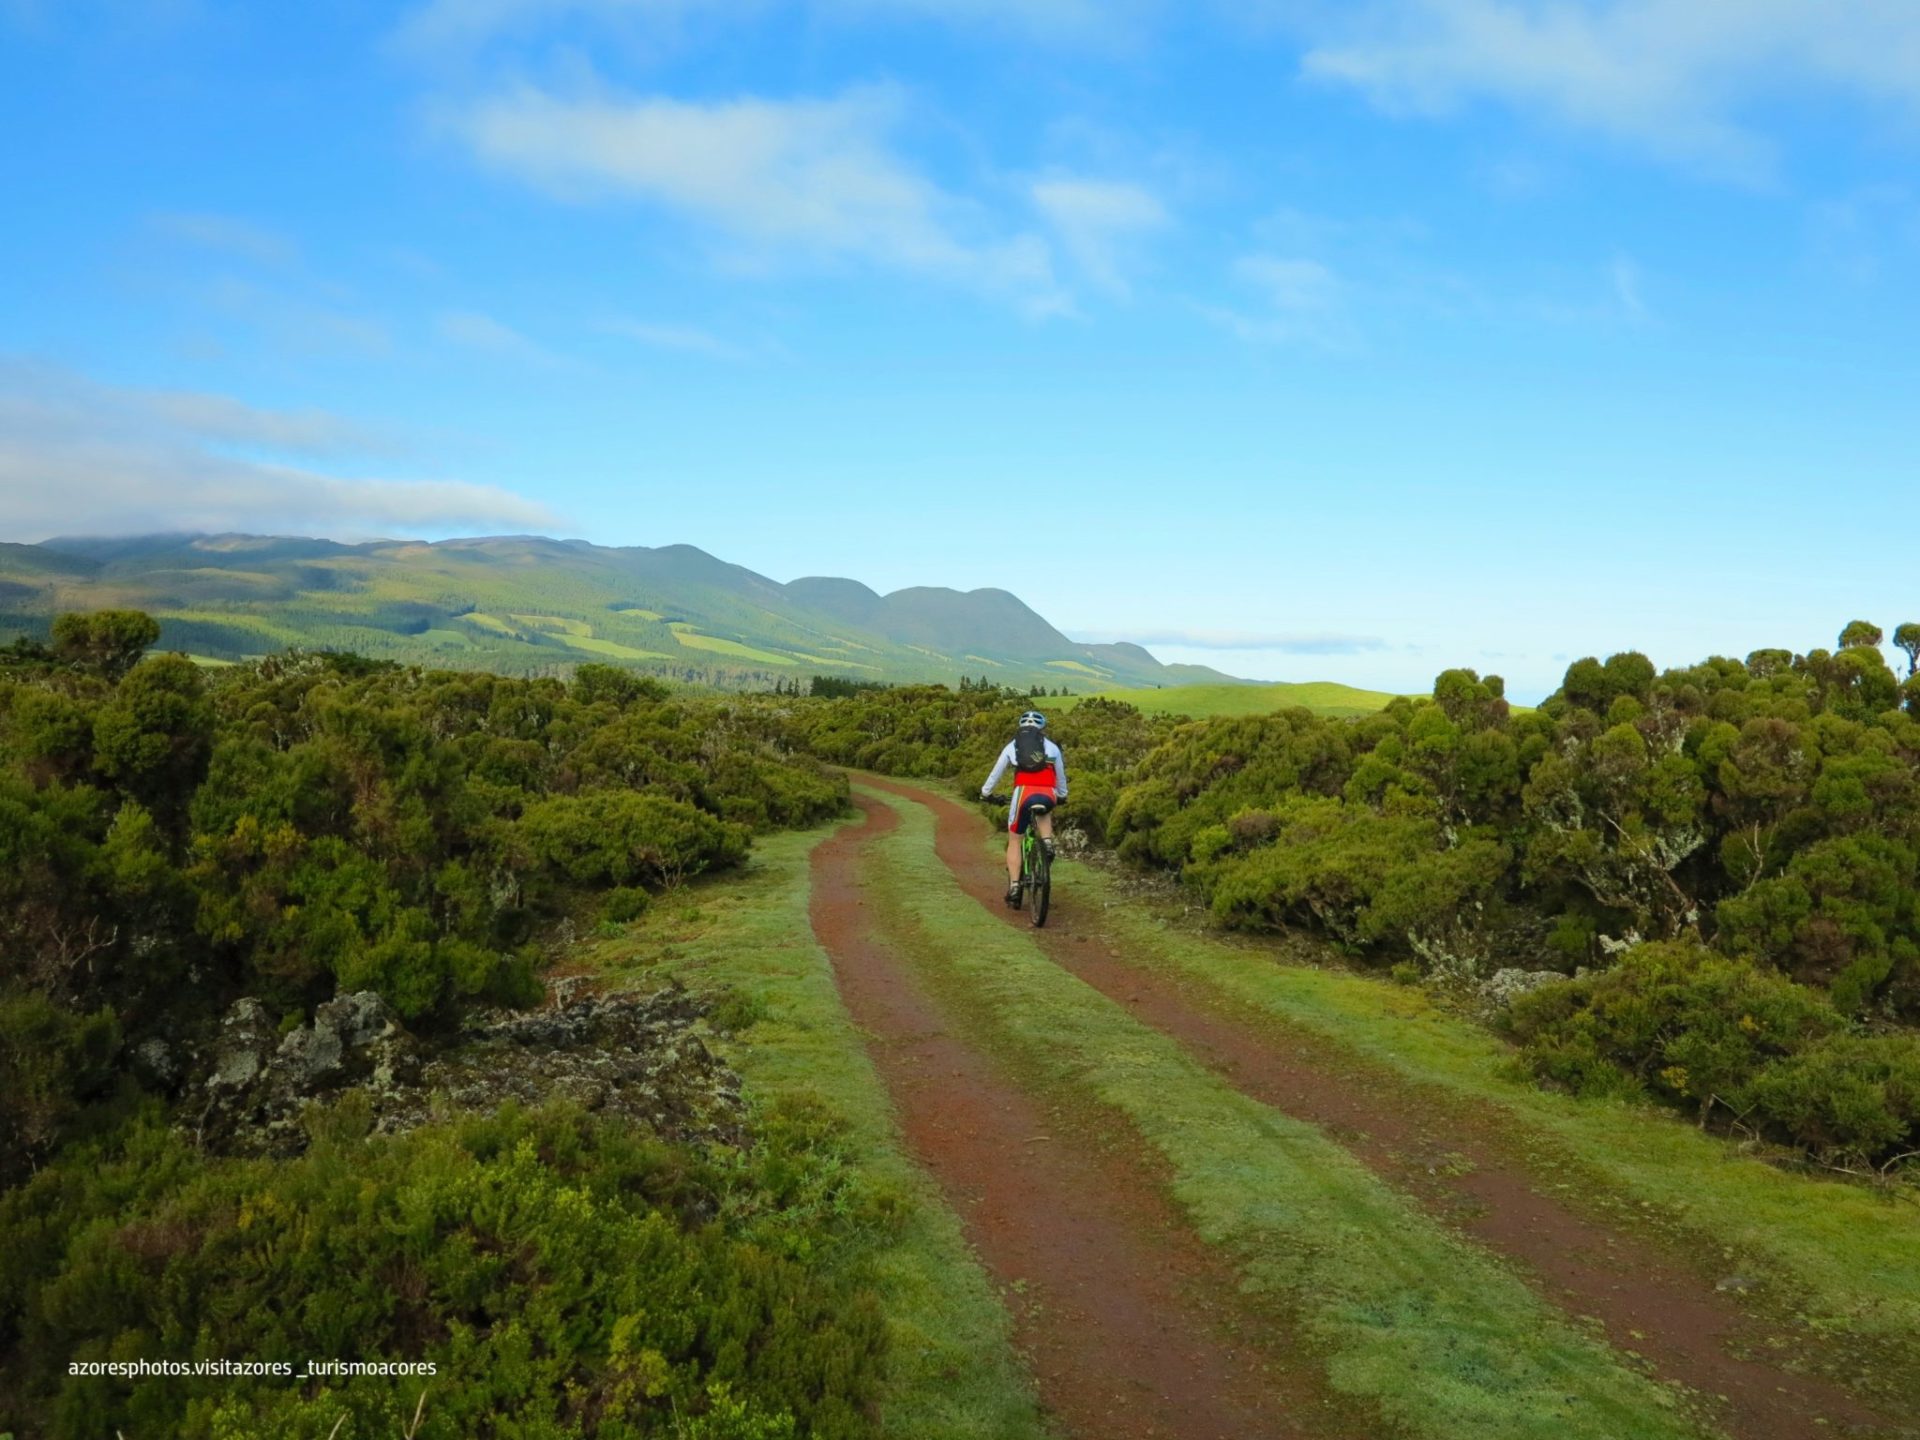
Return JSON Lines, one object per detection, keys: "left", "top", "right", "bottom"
{"left": 857, "top": 786, "right": 1719, "bottom": 1440}
{"left": 1055, "top": 850, "right": 1920, "bottom": 1401}
{"left": 583, "top": 821, "right": 1048, "bottom": 1440}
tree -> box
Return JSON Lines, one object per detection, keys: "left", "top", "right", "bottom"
{"left": 51, "top": 610, "right": 160, "bottom": 680}
{"left": 90, "top": 653, "right": 214, "bottom": 823}
{"left": 1839, "top": 620, "right": 1884, "bottom": 651}
{"left": 1894, "top": 623, "right": 1920, "bottom": 678}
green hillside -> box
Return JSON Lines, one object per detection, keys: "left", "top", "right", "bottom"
{"left": 0, "top": 533, "right": 1271, "bottom": 692}
{"left": 1063, "top": 679, "right": 1401, "bottom": 719}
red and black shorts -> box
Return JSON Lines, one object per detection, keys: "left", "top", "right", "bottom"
{"left": 1008, "top": 771, "right": 1057, "bottom": 833}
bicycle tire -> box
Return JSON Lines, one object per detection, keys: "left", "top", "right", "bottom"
{"left": 1028, "top": 846, "right": 1051, "bottom": 927}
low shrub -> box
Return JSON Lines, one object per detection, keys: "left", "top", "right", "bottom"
{"left": 0, "top": 992, "right": 121, "bottom": 1186}
{"left": 1506, "top": 941, "right": 1842, "bottom": 1119}
{"left": 0, "top": 1099, "right": 888, "bottom": 1440}
{"left": 518, "top": 791, "right": 751, "bottom": 888}
{"left": 1203, "top": 799, "right": 1509, "bottom": 966}
{"left": 1744, "top": 1033, "right": 1920, "bottom": 1170}
{"left": 603, "top": 885, "right": 653, "bottom": 923}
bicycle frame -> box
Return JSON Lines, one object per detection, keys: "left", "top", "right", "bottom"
{"left": 1019, "top": 804, "right": 1052, "bottom": 927}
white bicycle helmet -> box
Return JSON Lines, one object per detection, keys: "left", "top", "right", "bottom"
{"left": 1018, "top": 709, "right": 1047, "bottom": 728}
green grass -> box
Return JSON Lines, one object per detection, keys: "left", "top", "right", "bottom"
{"left": 567, "top": 634, "right": 674, "bottom": 661}
{"left": 510, "top": 612, "right": 592, "bottom": 636}
{"left": 583, "top": 824, "right": 1047, "bottom": 1440}
{"left": 1062, "top": 680, "right": 1402, "bottom": 718}
{"left": 667, "top": 622, "right": 799, "bottom": 666}
{"left": 858, "top": 786, "right": 1717, "bottom": 1440}
{"left": 1058, "top": 854, "right": 1920, "bottom": 1404}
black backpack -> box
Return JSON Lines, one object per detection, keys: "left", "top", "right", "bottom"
{"left": 1014, "top": 728, "right": 1049, "bottom": 773}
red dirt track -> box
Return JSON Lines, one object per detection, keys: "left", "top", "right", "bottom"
{"left": 809, "top": 795, "right": 1347, "bottom": 1440}
{"left": 858, "top": 773, "right": 1896, "bottom": 1440}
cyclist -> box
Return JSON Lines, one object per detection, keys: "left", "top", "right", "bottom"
{"left": 980, "top": 709, "right": 1068, "bottom": 907}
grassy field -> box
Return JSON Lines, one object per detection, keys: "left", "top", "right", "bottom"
{"left": 857, "top": 786, "right": 1720, "bottom": 1440}
{"left": 581, "top": 823, "right": 1048, "bottom": 1440}
{"left": 1061, "top": 680, "right": 1402, "bottom": 718}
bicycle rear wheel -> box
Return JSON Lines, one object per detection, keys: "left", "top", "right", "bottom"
{"left": 1027, "top": 845, "right": 1051, "bottom": 927}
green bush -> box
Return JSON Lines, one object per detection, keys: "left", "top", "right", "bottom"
{"left": 0, "top": 1101, "right": 888, "bottom": 1440}
{"left": 1507, "top": 942, "right": 1842, "bottom": 1119}
{"left": 519, "top": 791, "right": 750, "bottom": 887}
{"left": 1204, "top": 798, "right": 1509, "bottom": 967}
{"left": 604, "top": 886, "right": 654, "bottom": 923}
{"left": 0, "top": 992, "right": 121, "bottom": 1186}
{"left": 1744, "top": 1033, "right": 1920, "bottom": 1169}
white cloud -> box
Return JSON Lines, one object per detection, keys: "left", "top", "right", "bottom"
{"left": 1610, "top": 253, "right": 1647, "bottom": 318}
{"left": 449, "top": 82, "right": 1062, "bottom": 302}
{"left": 0, "top": 361, "right": 558, "bottom": 541}
{"left": 436, "top": 308, "right": 570, "bottom": 366}
{"left": 1205, "top": 253, "right": 1355, "bottom": 347}
{"left": 1808, "top": 184, "right": 1920, "bottom": 283}
{"left": 203, "top": 277, "right": 393, "bottom": 359}
{"left": 825, "top": 0, "right": 1153, "bottom": 46}
{"left": 395, "top": 0, "right": 1151, "bottom": 53}
{"left": 1235, "top": 253, "right": 1340, "bottom": 311}
{"left": 137, "top": 389, "right": 387, "bottom": 454}
{"left": 603, "top": 318, "right": 758, "bottom": 360}
{"left": 1031, "top": 178, "right": 1167, "bottom": 295}
{"left": 149, "top": 211, "right": 296, "bottom": 267}
{"left": 1290, "top": 0, "right": 1920, "bottom": 180}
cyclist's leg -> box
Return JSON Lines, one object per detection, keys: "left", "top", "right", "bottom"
{"left": 1005, "top": 787, "right": 1026, "bottom": 894}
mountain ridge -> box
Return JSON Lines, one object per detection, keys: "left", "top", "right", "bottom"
{"left": 1, "top": 532, "right": 1260, "bottom": 691}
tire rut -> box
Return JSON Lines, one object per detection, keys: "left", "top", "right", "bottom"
{"left": 810, "top": 796, "right": 1357, "bottom": 1440}
{"left": 860, "top": 773, "right": 1899, "bottom": 1440}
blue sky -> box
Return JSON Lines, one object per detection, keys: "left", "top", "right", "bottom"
{"left": 2, "top": 0, "right": 1917, "bottom": 699}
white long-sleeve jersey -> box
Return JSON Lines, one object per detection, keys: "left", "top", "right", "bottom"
{"left": 980, "top": 736, "right": 1067, "bottom": 798}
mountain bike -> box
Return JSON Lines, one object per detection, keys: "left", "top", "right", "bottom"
{"left": 987, "top": 793, "right": 1058, "bottom": 927}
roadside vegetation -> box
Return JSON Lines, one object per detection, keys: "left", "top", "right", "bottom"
{"left": 0, "top": 611, "right": 871, "bottom": 1438}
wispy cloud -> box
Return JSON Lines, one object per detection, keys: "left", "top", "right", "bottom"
{"left": 203, "top": 276, "right": 393, "bottom": 359}
{"left": 150, "top": 211, "right": 297, "bottom": 267}
{"left": 826, "top": 0, "right": 1156, "bottom": 47}
{"left": 136, "top": 389, "right": 389, "bottom": 455}
{"left": 0, "top": 360, "right": 557, "bottom": 541}
{"left": 436, "top": 308, "right": 571, "bottom": 366}
{"left": 1205, "top": 251, "right": 1355, "bottom": 346}
{"left": 1030, "top": 177, "right": 1166, "bottom": 296}
{"left": 1609, "top": 253, "right": 1647, "bottom": 319}
{"left": 395, "top": 0, "right": 1156, "bottom": 54}
{"left": 602, "top": 318, "right": 761, "bottom": 361}
{"left": 1288, "top": 0, "right": 1920, "bottom": 181}
{"left": 1807, "top": 184, "right": 1920, "bottom": 284}
{"left": 448, "top": 81, "right": 1062, "bottom": 306}
{"left": 1076, "top": 627, "right": 1388, "bottom": 654}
